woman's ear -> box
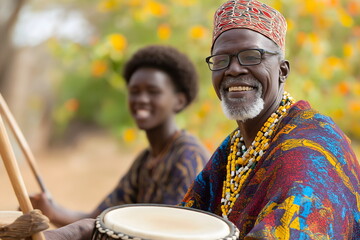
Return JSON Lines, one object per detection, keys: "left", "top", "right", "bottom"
{"left": 279, "top": 59, "right": 290, "bottom": 84}
{"left": 173, "top": 92, "right": 187, "bottom": 113}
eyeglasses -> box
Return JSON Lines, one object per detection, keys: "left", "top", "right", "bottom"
{"left": 205, "top": 48, "right": 279, "bottom": 71}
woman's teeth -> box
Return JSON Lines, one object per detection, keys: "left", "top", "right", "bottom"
{"left": 136, "top": 109, "right": 150, "bottom": 118}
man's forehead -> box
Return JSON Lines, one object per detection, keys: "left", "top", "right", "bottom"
{"left": 212, "top": 28, "right": 277, "bottom": 53}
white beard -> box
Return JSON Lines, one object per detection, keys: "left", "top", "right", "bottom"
{"left": 221, "top": 96, "right": 264, "bottom": 121}
{"left": 220, "top": 78, "right": 264, "bottom": 121}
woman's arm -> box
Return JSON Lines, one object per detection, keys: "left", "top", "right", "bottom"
{"left": 43, "top": 218, "right": 95, "bottom": 240}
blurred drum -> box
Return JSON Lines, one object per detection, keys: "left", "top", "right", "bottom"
{"left": 0, "top": 210, "right": 49, "bottom": 239}
{"left": 0, "top": 211, "right": 22, "bottom": 227}
{"left": 0, "top": 211, "right": 24, "bottom": 239}
{"left": 92, "top": 204, "right": 239, "bottom": 240}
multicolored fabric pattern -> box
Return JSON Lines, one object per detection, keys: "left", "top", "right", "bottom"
{"left": 96, "top": 130, "right": 209, "bottom": 212}
{"left": 181, "top": 100, "right": 360, "bottom": 239}
{"left": 213, "top": 0, "right": 287, "bottom": 52}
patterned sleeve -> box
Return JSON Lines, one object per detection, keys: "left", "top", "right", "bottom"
{"left": 95, "top": 151, "right": 147, "bottom": 212}
{"left": 180, "top": 134, "right": 231, "bottom": 212}
{"left": 162, "top": 144, "right": 209, "bottom": 205}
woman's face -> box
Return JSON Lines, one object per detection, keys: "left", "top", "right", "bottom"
{"left": 127, "top": 67, "right": 183, "bottom": 130}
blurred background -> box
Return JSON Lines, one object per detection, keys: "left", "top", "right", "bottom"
{"left": 0, "top": 0, "right": 359, "bottom": 215}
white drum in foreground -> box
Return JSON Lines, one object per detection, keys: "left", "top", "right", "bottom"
{"left": 92, "top": 204, "right": 240, "bottom": 240}
{"left": 0, "top": 211, "right": 22, "bottom": 227}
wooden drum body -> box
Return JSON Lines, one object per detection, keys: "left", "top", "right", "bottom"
{"left": 92, "top": 204, "right": 239, "bottom": 240}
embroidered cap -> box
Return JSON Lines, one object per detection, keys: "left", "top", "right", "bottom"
{"left": 212, "top": 0, "right": 287, "bottom": 52}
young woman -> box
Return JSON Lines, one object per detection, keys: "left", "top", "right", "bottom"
{"left": 30, "top": 45, "right": 209, "bottom": 227}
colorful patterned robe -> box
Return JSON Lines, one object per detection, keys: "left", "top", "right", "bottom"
{"left": 181, "top": 100, "right": 360, "bottom": 239}
{"left": 96, "top": 130, "right": 209, "bottom": 212}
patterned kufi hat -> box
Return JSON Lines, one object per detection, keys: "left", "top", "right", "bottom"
{"left": 212, "top": 0, "right": 287, "bottom": 52}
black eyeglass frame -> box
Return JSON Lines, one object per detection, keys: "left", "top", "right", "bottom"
{"left": 205, "top": 48, "right": 279, "bottom": 71}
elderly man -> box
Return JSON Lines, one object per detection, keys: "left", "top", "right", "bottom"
{"left": 39, "top": 0, "right": 360, "bottom": 239}
{"left": 181, "top": 0, "right": 360, "bottom": 239}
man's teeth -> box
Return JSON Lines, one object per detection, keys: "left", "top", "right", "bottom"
{"left": 136, "top": 109, "right": 150, "bottom": 118}
{"left": 228, "top": 86, "right": 254, "bottom": 92}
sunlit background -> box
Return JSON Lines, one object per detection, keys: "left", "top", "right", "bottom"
{"left": 0, "top": 0, "right": 359, "bottom": 213}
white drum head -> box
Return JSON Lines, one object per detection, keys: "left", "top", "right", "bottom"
{"left": 101, "top": 205, "right": 233, "bottom": 240}
{"left": 0, "top": 211, "right": 22, "bottom": 227}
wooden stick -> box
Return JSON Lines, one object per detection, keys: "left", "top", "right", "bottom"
{"left": 0, "top": 114, "right": 46, "bottom": 240}
{"left": 0, "top": 94, "right": 50, "bottom": 198}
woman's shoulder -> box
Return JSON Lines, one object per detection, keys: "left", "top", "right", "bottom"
{"left": 171, "top": 130, "right": 210, "bottom": 157}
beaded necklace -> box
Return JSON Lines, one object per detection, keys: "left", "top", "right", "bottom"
{"left": 221, "top": 91, "right": 295, "bottom": 218}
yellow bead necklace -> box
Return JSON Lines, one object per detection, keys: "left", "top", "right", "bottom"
{"left": 221, "top": 91, "right": 295, "bottom": 218}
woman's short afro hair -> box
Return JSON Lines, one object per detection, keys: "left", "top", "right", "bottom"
{"left": 123, "top": 45, "right": 198, "bottom": 107}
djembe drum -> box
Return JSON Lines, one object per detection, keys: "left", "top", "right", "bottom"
{"left": 0, "top": 210, "right": 49, "bottom": 239}
{"left": 92, "top": 204, "right": 240, "bottom": 240}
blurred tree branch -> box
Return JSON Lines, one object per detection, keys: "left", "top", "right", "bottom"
{"left": 0, "top": 0, "right": 26, "bottom": 93}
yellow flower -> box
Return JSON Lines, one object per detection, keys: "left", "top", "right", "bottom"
{"left": 272, "top": 0, "right": 283, "bottom": 11}
{"left": 303, "top": 0, "right": 325, "bottom": 15}
{"left": 337, "top": 8, "right": 353, "bottom": 27}
{"left": 172, "top": 0, "right": 197, "bottom": 6}
{"left": 123, "top": 128, "right": 137, "bottom": 143}
{"left": 148, "top": 0, "right": 168, "bottom": 17}
{"left": 97, "top": 0, "right": 118, "bottom": 12}
{"left": 343, "top": 43, "right": 353, "bottom": 58}
{"left": 348, "top": 100, "right": 360, "bottom": 112}
{"left": 127, "top": 0, "right": 142, "bottom": 7}
{"left": 308, "top": 33, "right": 320, "bottom": 44}
{"left": 108, "top": 33, "right": 127, "bottom": 52}
{"left": 304, "top": 0, "right": 317, "bottom": 14}
{"left": 326, "top": 0, "right": 339, "bottom": 7}
{"left": 302, "top": 79, "right": 314, "bottom": 93}
{"left": 332, "top": 109, "right": 344, "bottom": 120}
{"left": 319, "top": 65, "right": 331, "bottom": 80}
{"left": 296, "top": 32, "right": 307, "bottom": 46}
{"left": 197, "top": 101, "right": 212, "bottom": 119}
{"left": 189, "top": 25, "right": 207, "bottom": 40}
{"left": 348, "top": 1, "right": 360, "bottom": 16}
{"left": 203, "top": 139, "right": 215, "bottom": 152}
{"left": 327, "top": 56, "right": 342, "bottom": 68}
{"left": 337, "top": 81, "right": 350, "bottom": 96}
{"left": 157, "top": 24, "right": 171, "bottom": 40}
{"left": 286, "top": 19, "right": 294, "bottom": 32}
{"left": 91, "top": 60, "right": 108, "bottom": 77}
{"left": 64, "top": 98, "right": 79, "bottom": 112}
{"left": 353, "top": 83, "right": 360, "bottom": 96}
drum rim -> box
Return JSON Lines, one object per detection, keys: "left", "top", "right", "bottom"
{"left": 93, "top": 204, "right": 239, "bottom": 240}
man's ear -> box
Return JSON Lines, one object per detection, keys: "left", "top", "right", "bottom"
{"left": 279, "top": 59, "right": 290, "bottom": 84}
{"left": 174, "top": 92, "right": 187, "bottom": 113}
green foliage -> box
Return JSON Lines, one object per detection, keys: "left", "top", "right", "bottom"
{"left": 48, "top": 0, "right": 360, "bottom": 150}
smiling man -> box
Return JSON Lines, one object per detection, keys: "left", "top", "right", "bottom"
{"left": 181, "top": 0, "right": 360, "bottom": 239}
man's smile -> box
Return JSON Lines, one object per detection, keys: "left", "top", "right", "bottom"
{"left": 228, "top": 86, "right": 255, "bottom": 92}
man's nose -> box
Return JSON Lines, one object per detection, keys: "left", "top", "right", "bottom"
{"left": 225, "top": 56, "right": 248, "bottom": 76}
